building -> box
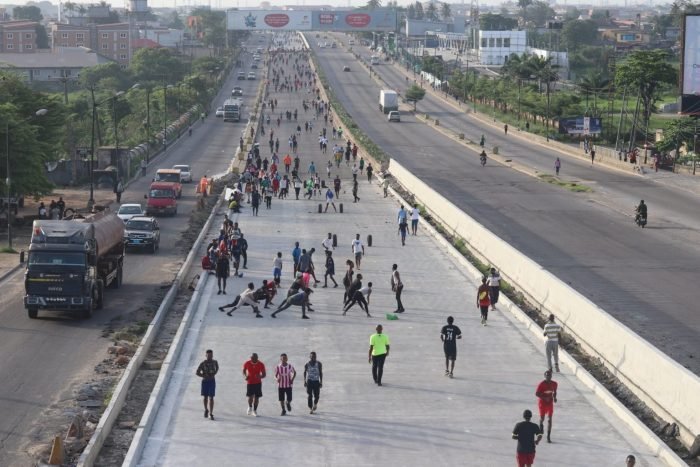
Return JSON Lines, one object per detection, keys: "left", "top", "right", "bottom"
{"left": 96, "top": 23, "right": 131, "bottom": 67}
{"left": 51, "top": 23, "right": 91, "bottom": 50}
{"left": 142, "top": 28, "right": 183, "bottom": 49}
{"left": 477, "top": 30, "right": 526, "bottom": 65}
{"left": 0, "top": 47, "right": 115, "bottom": 82}
{"left": 0, "top": 21, "right": 39, "bottom": 53}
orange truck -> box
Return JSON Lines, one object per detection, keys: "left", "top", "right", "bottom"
{"left": 153, "top": 169, "right": 183, "bottom": 198}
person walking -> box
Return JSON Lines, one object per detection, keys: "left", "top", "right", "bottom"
{"left": 215, "top": 251, "right": 230, "bottom": 295}
{"left": 535, "top": 370, "right": 558, "bottom": 443}
{"left": 554, "top": 157, "right": 561, "bottom": 175}
{"left": 273, "top": 252, "right": 283, "bottom": 283}
{"left": 410, "top": 204, "right": 420, "bottom": 235}
{"left": 271, "top": 288, "right": 312, "bottom": 319}
{"left": 220, "top": 283, "right": 263, "bottom": 318}
{"left": 352, "top": 179, "right": 360, "bottom": 203}
{"left": 239, "top": 234, "right": 248, "bottom": 269}
{"left": 321, "top": 233, "right": 334, "bottom": 252}
{"left": 512, "top": 409, "right": 542, "bottom": 467}
{"left": 366, "top": 163, "right": 373, "bottom": 183}
{"left": 391, "top": 264, "right": 405, "bottom": 313}
{"left": 275, "top": 353, "right": 296, "bottom": 416}
{"left": 441, "top": 316, "right": 462, "bottom": 378}
{"left": 243, "top": 353, "right": 266, "bottom": 416}
{"left": 292, "top": 242, "right": 302, "bottom": 277}
{"left": 543, "top": 314, "right": 562, "bottom": 372}
{"left": 397, "top": 205, "right": 407, "bottom": 225}
{"left": 324, "top": 187, "right": 337, "bottom": 212}
{"left": 352, "top": 234, "right": 365, "bottom": 269}
{"left": 398, "top": 219, "right": 408, "bottom": 246}
{"left": 343, "top": 281, "right": 372, "bottom": 317}
{"left": 477, "top": 277, "right": 491, "bottom": 325}
{"left": 304, "top": 352, "right": 323, "bottom": 414}
{"left": 114, "top": 178, "right": 124, "bottom": 203}
{"left": 323, "top": 251, "right": 338, "bottom": 288}
{"left": 196, "top": 349, "right": 219, "bottom": 420}
{"left": 251, "top": 188, "right": 260, "bottom": 216}
{"left": 368, "top": 324, "right": 390, "bottom": 386}
{"left": 487, "top": 268, "right": 501, "bottom": 310}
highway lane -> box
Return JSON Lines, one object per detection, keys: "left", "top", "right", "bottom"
{"left": 0, "top": 49, "right": 262, "bottom": 466}
{"left": 307, "top": 34, "right": 700, "bottom": 376}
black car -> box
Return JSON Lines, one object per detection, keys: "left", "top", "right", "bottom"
{"left": 124, "top": 216, "right": 160, "bottom": 253}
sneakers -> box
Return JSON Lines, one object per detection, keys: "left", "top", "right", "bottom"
{"left": 255, "top": 313, "right": 264, "bottom": 318}
{"left": 309, "top": 406, "right": 316, "bottom": 414}
{"left": 227, "top": 311, "right": 233, "bottom": 317}
{"left": 302, "top": 315, "right": 310, "bottom": 319}
{"left": 218, "top": 307, "right": 225, "bottom": 312}
{"left": 445, "top": 370, "right": 450, "bottom": 377}
{"left": 480, "top": 317, "right": 485, "bottom": 325}
{"left": 252, "top": 411, "right": 258, "bottom": 417}
{"left": 247, "top": 407, "right": 252, "bottom": 416}
{"left": 271, "top": 313, "right": 277, "bottom": 318}
{"left": 449, "top": 372, "right": 454, "bottom": 379}
{"left": 204, "top": 409, "right": 209, "bottom": 418}
{"left": 555, "top": 364, "right": 560, "bottom": 373}
{"left": 281, "top": 410, "right": 287, "bottom": 416}
{"left": 210, "top": 413, "right": 215, "bottom": 420}
{"left": 217, "top": 290, "right": 222, "bottom": 295}
{"left": 286, "top": 401, "right": 292, "bottom": 412}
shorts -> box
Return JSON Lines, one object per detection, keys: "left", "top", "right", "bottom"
{"left": 538, "top": 399, "right": 554, "bottom": 418}
{"left": 246, "top": 383, "right": 263, "bottom": 398}
{"left": 201, "top": 379, "right": 216, "bottom": 397}
{"left": 444, "top": 347, "right": 457, "bottom": 360}
{"left": 517, "top": 452, "right": 536, "bottom": 466}
{"left": 278, "top": 387, "right": 293, "bottom": 402}
{"left": 273, "top": 267, "right": 282, "bottom": 277}
{"left": 354, "top": 252, "right": 362, "bottom": 261}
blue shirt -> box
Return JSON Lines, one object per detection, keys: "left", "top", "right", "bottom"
{"left": 292, "top": 247, "right": 301, "bottom": 262}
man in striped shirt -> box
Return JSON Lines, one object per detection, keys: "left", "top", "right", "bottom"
{"left": 543, "top": 314, "right": 562, "bottom": 372}
{"left": 275, "top": 353, "right": 297, "bottom": 416}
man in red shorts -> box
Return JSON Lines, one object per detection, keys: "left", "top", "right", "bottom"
{"left": 535, "top": 370, "right": 558, "bottom": 443}
{"left": 512, "top": 409, "right": 542, "bottom": 467}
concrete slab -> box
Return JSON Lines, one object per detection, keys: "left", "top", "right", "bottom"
{"left": 136, "top": 45, "right": 664, "bottom": 467}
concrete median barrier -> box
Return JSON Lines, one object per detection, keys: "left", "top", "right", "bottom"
{"left": 389, "top": 158, "right": 700, "bottom": 450}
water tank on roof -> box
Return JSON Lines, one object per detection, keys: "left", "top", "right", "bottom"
{"left": 128, "top": 0, "right": 148, "bottom": 13}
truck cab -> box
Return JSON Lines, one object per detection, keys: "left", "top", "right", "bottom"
{"left": 153, "top": 169, "right": 182, "bottom": 198}
{"left": 145, "top": 183, "right": 178, "bottom": 217}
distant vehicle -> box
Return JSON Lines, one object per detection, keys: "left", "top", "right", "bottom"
{"left": 237, "top": 71, "right": 246, "bottom": 80}
{"left": 315, "top": 33, "right": 320, "bottom": 38}
{"left": 117, "top": 203, "right": 144, "bottom": 222}
{"left": 318, "top": 42, "right": 325, "bottom": 48}
{"left": 173, "top": 164, "right": 192, "bottom": 183}
{"left": 256, "top": 47, "right": 263, "bottom": 54}
{"left": 145, "top": 183, "right": 177, "bottom": 217}
{"left": 223, "top": 98, "right": 242, "bottom": 122}
{"left": 251, "top": 62, "right": 258, "bottom": 69}
{"left": 124, "top": 216, "right": 160, "bottom": 253}
{"left": 232, "top": 87, "right": 243, "bottom": 97}
{"left": 331, "top": 42, "right": 337, "bottom": 48}
{"left": 215, "top": 106, "right": 224, "bottom": 118}
{"left": 348, "top": 39, "right": 355, "bottom": 45}
{"left": 153, "top": 168, "right": 183, "bottom": 198}
{"left": 388, "top": 111, "right": 401, "bottom": 122}
{"left": 379, "top": 89, "right": 399, "bottom": 114}
{"left": 343, "top": 65, "right": 351, "bottom": 72}
{"left": 248, "top": 71, "right": 256, "bottom": 80}
{"left": 253, "top": 55, "right": 261, "bottom": 62}
{"left": 25, "top": 211, "right": 125, "bottom": 319}
{"left": 371, "top": 55, "right": 380, "bottom": 65}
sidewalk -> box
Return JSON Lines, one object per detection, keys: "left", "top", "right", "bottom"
{"left": 134, "top": 51, "right": 662, "bottom": 467}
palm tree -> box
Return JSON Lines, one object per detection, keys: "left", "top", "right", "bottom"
{"left": 441, "top": 2, "right": 452, "bottom": 20}
{"left": 502, "top": 53, "right": 534, "bottom": 121}
{"left": 77, "top": 4, "right": 87, "bottom": 17}
{"left": 366, "top": 0, "right": 382, "bottom": 10}
{"left": 63, "top": 1, "right": 76, "bottom": 17}
{"left": 578, "top": 72, "right": 610, "bottom": 116}
{"left": 426, "top": 3, "right": 438, "bottom": 21}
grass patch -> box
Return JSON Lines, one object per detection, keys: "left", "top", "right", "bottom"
{"left": 539, "top": 174, "right": 593, "bottom": 192}
{"left": 0, "top": 247, "right": 18, "bottom": 254}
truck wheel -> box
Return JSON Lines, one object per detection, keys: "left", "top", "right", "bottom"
{"left": 82, "top": 297, "right": 94, "bottom": 319}
{"left": 27, "top": 307, "right": 38, "bottom": 319}
{"left": 112, "top": 266, "right": 123, "bottom": 289}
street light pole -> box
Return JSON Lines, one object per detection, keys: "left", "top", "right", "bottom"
{"left": 6, "top": 109, "right": 48, "bottom": 249}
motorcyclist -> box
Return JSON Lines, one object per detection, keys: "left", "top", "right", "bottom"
{"left": 636, "top": 200, "right": 647, "bottom": 220}
{"left": 480, "top": 150, "right": 487, "bottom": 165}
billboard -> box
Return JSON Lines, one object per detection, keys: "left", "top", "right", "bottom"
{"left": 558, "top": 117, "right": 602, "bottom": 135}
{"left": 312, "top": 9, "right": 396, "bottom": 32}
{"left": 680, "top": 14, "right": 700, "bottom": 113}
{"left": 227, "top": 10, "right": 312, "bottom": 30}
{"left": 227, "top": 9, "right": 396, "bottom": 32}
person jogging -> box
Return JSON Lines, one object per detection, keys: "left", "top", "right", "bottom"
{"left": 243, "top": 353, "right": 266, "bottom": 417}
{"left": 195, "top": 349, "right": 219, "bottom": 420}
{"left": 441, "top": 316, "right": 462, "bottom": 378}
{"left": 303, "top": 352, "right": 323, "bottom": 414}
{"left": 219, "top": 283, "right": 263, "bottom": 318}
{"left": 477, "top": 277, "right": 491, "bottom": 325}
{"left": 543, "top": 314, "right": 562, "bottom": 372}
{"left": 535, "top": 370, "right": 558, "bottom": 443}
{"left": 512, "top": 409, "right": 542, "bottom": 467}
{"left": 368, "top": 324, "right": 390, "bottom": 386}
{"left": 275, "top": 353, "right": 296, "bottom": 416}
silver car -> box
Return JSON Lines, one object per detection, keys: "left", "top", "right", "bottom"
{"left": 173, "top": 164, "right": 192, "bottom": 183}
{"left": 117, "top": 203, "right": 144, "bottom": 222}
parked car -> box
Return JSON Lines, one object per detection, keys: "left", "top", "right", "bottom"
{"left": 388, "top": 111, "right": 401, "bottom": 122}
{"left": 117, "top": 203, "right": 144, "bottom": 222}
{"left": 237, "top": 71, "right": 246, "bottom": 80}
{"left": 172, "top": 164, "right": 192, "bottom": 183}
{"left": 248, "top": 72, "right": 256, "bottom": 80}
{"left": 215, "top": 107, "right": 224, "bottom": 118}
{"left": 343, "top": 65, "right": 351, "bottom": 72}
{"left": 232, "top": 87, "right": 243, "bottom": 96}
{"left": 123, "top": 216, "right": 160, "bottom": 253}
{"left": 251, "top": 62, "right": 258, "bottom": 69}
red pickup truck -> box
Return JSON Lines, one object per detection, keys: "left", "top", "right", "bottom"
{"left": 144, "top": 182, "right": 178, "bottom": 216}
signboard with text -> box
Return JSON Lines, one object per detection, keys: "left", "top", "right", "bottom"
{"left": 558, "top": 117, "right": 602, "bottom": 135}
{"left": 680, "top": 14, "right": 700, "bottom": 114}
{"left": 227, "top": 9, "right": 396, "bottom": 32}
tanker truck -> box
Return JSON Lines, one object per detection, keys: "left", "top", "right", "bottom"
{"left": 24, "top": 211, "right": 125, "bottom": 319}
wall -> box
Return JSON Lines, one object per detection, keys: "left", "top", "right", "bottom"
{"left": 389, "top": 158, "right": 700, "bottom": 448}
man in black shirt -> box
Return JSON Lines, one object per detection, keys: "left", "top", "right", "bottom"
{"left": 512, "top": 409, "right": 542, "bottom": 467}
{"left": 440, "top": 316, "right": 462, "bottom": 378}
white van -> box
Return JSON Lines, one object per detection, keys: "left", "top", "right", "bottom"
{"left": 370, "top": 55, "right": 380, "bottom": 65}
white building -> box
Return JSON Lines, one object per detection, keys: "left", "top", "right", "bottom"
{"left": 0, "top": 47, "right": 114, "bottom": 82}
{"left": 477, "top": 30, "right": 526, "bottom": 65}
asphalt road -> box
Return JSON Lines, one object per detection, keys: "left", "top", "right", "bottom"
{"left": 0, "top": 48, "right": 263, "bottom": 466}
{"left": 308, "top": 34, "right": 700, "bottom": 376}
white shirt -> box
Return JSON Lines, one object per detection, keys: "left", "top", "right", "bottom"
{"left": 544, "top": 322, "right": 562, "bottom": 342}
{"left": 359, "top": 285, "right": 371, "bottom": 296}
{"left": 273, "top": 257, "right": 283, "bottom": 269}
{"left": 410, "top": 208, "right": 420, "bottom": 221}
{"left": 487, "top": 274, "right": 501, "bottom": 287}
{"left": 322, "top": 238, "right": 334, "bottom": 250}
{"left": 352, "top": 239, "right": 363, "bottom": 254}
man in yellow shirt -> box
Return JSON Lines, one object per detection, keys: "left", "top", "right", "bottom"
{"left": 368, "top": 324, "right": 390, "bottom": 386}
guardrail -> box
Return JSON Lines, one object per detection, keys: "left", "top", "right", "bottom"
{"left": 389, "top": 158, "right": 700, "bottom": 451}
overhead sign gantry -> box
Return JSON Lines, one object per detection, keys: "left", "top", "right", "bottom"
{"left": 227, "top": 9, "right": 397, "bottom": 32}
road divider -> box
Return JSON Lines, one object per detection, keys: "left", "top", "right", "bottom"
{"left": 389, "top": 158, "right": 700, "bottom": 451}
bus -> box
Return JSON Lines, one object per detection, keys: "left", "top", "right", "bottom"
{"left": 223, "top": 98, "right": 241, "bottom": 122}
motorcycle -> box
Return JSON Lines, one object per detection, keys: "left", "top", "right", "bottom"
{"left": 635, "top": 210, "right": 647, "bottom": 228}
{"left": 480, "top": 152, "right": 487, "bottom": 167}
